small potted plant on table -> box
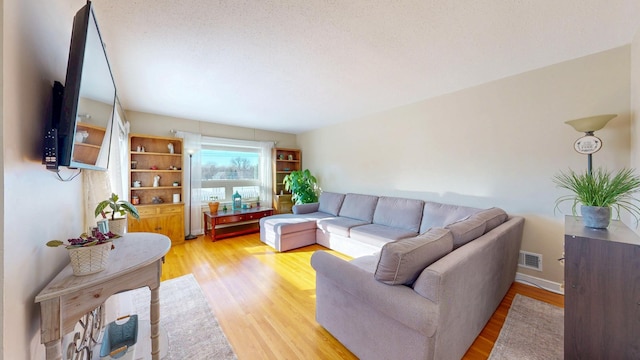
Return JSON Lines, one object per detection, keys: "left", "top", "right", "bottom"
{"left": 553, "top": 167, "right": 640, "bottom": 228}
{"left": 95, "top": 193, "right": 140, "bottom": 236}
{"left": 47, "top": 231, "right": 119, "bottom": 276}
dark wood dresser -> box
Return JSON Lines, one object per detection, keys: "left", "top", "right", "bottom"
{"left": 564, "top": 215, "right": 640, "bottom": 358}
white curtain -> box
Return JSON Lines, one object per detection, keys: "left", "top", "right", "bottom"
{"left": 176, "top": 131, "right": 202, "bottom": 235}
{"left": 259, "top": 141, "right": 274, "bottom": 207}
{"left": 83, "top": 106, "right": 129, "bottom": 229}
{"left": 109, "top": 107, "right": 129, "bottom": 200}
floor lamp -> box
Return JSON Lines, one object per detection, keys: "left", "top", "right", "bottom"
{"left": 185, "top": 150, "right": 197, "bottom": 240}
{"left": 565, "top": 114, "right": 616, "bottom": 175}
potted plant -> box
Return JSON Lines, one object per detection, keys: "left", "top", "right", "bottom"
{"left": 283, "top": 169, "right": 319, "bottom": 204}
{"left": 553, "top": 167, "right": 640, "bottom": 228}
{"left": 95, "top": 193, "right": 140, "bottom": 235}
{"left": 47, "top": 231, "right": 118, "bottom": 276}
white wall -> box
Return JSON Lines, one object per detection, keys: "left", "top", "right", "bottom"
{"left": 631, "top": 30, "right": 640, "bottom": 193}
{"left": 298, "top": 46, "right": 631, "bottom": 288}
{"left": 126, "top": 110, "right": 298, "bottom": 148}
{"left": 4, "top": 0, "right": 88, "bottom": 358}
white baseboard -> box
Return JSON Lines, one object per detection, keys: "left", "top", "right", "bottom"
{"left": 515, "top": 272, "right": 565, "bottom": 295}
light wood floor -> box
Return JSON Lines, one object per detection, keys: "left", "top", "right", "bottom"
{"left": 161, "top": 233, "right": 564, "bottom": 359}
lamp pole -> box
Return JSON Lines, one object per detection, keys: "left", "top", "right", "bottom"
{"left": 185, "top": 152, "right": 197, "bottom": 240}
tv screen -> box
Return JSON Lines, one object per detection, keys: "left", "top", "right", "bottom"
{"left": 51, "top": 1, "right": 116, "bottom": 171}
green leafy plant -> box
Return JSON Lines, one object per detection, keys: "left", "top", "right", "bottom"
{"left": 553, "top": 168, "right": 640, "bottom": 221}
{"left": 46, "top": 231, "right": 118, "bottom": 249}
{"left": 283, "top": 169, "right": 319, "bottom": 204}
{"left": 95, "top": 193, "right": 140, "bottom": 220}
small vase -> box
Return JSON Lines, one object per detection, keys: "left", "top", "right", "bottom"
{"left": 581, "top": 205, "right": 611, "bottom": 229}
{"left": 208, "top": 201, "right": 219, "bottom": 213}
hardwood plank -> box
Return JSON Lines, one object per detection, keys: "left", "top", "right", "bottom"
{"left": 161, "top": 233, "right": 564, "bottom": 359}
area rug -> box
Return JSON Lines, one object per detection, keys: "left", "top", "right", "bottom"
{"left": 131, "top": 273, "right": 237, "bottom": 360}
{"left": 488, "top": 294, "right": 563, "bottom": 360}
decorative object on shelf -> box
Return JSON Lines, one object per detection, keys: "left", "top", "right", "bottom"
{"left": 150, "top": 165, "right": 158, "bottom": 170}
{"left": 153, "top": 175, "right": 160, "bottom": 187}
{"left": 208, "top": 197, "right": 220, "bottom": 213}
{"left": 136, "top": 145, "right": 142, "bottom": 152}
{"left": 131, "top": 160, "right": 137, "bottom": 169}
{"left": 223, "top": 204, "right": 228, "bottom": 212}
{"left": 278, "top": 154, "right": 284, "bottom": 160}
{"left": 97, "top": 219, "right": 109, "bottom": 234}
{"left": 46, "top": 231, "right": 118, "bottom": 276}
{"left": 173, "top": 193, "right": 180, "bottom": 203}
{"left": 133, "top": 180, "right": 141, "bottom": 188}
{"left": 232, "top": 191, "right": 242, "bottom": 211}
{"left": 185, "top": 149, "right": 198, "bottom": 240}
{"left": 565, "top": 114, "right": 616, "bottom": 175}
{"left": 152, "top": 196, "right": 164, "bottom": 204}
{"left": 74, "top": 130, "right": 89, "bottom": 143}
{"left": 168, "top": 142, "right": 174, "bottom": 154}
{"left": 288, "top": 154, "right": 293, "bottom": 160}
{"left": 95, "top": 193, "right": 140, "bottom": 236}
{"left": 553, "top": 168, "right": 640, "bottom": 228}
{"left": 173, "top": 181, "right": 179, "bottom": 186}
{"left": 256, "top": 196, "right": 261, "bottom": 208}
{"left": 131, "top": 195, "right": 140, "bottom": 205}
{"left": 283, "top": 169, "right": 319, "bottom": 204}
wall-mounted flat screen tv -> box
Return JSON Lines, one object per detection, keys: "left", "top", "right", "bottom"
{"left": 44, "top": 1, "right": 115, "bottom": 171}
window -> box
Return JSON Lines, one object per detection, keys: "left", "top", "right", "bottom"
{"left": 199, "top": 144, "right": 263, "bottom": 203}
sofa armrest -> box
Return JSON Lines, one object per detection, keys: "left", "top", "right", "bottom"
{"left": 311, "top": 250, "right": 439, "bottom": 337}
{"left": 421, "top": 216, "right": 524, "bottom": 359}
{"left": 293, "top": 202, "right": 319, "bottom": 214}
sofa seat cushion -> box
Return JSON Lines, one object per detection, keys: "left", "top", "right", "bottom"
{"left": 373, "top": 196, "right": 424, "bottom": 232}
{"left": 318, "top": 191, "right": 346, "bottom": 216}
{"left": 419, "top": 201, "right": 481, "bottom": 233}
{"left": 317, "top": 217, "right": 370, "bottom": 237}
{"left": 349, "top": 224, "right": 418, "bottom": 248}
{"left": 261, "top": 213, "right": 333, "bottom": 235}
{"left": 374, "top": 228, "right": 453, "bottom": 285}
{"left": 338, "top": 193, "right": 379, "bottom": 222}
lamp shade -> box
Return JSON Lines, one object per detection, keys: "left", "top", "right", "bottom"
{"left": 565, "top": 114, "right": 617, "bottom": 133}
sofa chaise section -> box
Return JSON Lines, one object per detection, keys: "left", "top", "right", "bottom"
{"left": 260, "top": 191, "right": 345, "bottom": 251}
{"left": 311, "top": 214, "right": 525, "bottom": 360}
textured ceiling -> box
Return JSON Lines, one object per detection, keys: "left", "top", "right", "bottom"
{"left": 90, "top": 0, "right": 640, "bottom": 134}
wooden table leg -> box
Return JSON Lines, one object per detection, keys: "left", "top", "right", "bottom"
{"left": 44, "top": 340, "right": 62, "bottom": 360}
{"left": 150, "top": 284, "right": 160, "bottom": 360}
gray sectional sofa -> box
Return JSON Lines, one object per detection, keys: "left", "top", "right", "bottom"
{"left": 259, "top": 191, "right": 524, "bottom": 360}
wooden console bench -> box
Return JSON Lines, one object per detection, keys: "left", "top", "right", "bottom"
{"left": 35, "top": 233, "right": 171, "bottom": 360}
{"left": 204, "top": 207, "right": 273, "bottom": 241}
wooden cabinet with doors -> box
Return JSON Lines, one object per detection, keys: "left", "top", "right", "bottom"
{"left": 564, "top": 215, "right": 640, "bottom": 358}
{"left": 128, "top": 134, "right": 185, "bottom": 245}
{"left": 272, "top": 148, "right": 301, "bottom": 213}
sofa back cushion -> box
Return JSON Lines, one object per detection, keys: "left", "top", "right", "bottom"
{"left": 472, "top": 207, "right": 508, "bottom": 233}
{"left": 419, "top": 201, "right": 482, "bottom": 233}
{"left": 338, "top": 193, "right": 379, "bottom": 222}
{"left": 445, "top": 217, "right": 486, "bottom": 248}
{"left": 318, "top": 191, "right": 345, "bottom": 216}
{"left": 373, "top": 196, "right": 424, "bottom": 232}
{"left": 374, "top": 228, "right": 453, "bottom": 286}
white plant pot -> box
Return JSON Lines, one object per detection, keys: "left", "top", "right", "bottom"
{"left": 109, "top": 218, "right": 128, "bottom": 236}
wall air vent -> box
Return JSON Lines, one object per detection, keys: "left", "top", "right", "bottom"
{"left": 518, "top": 251, "right": 542, "bottom": 271}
